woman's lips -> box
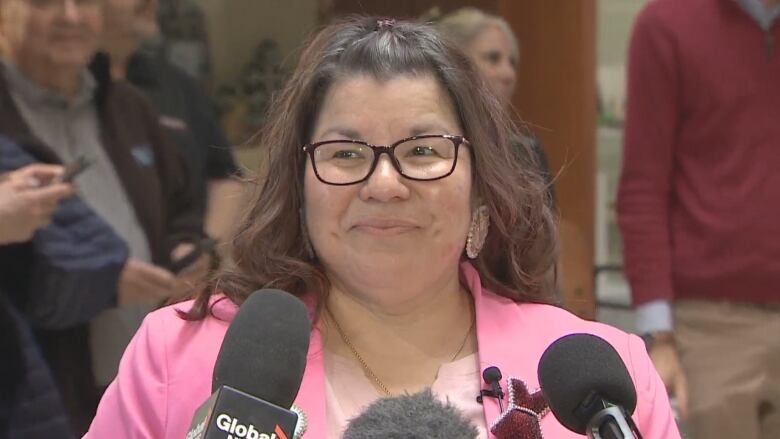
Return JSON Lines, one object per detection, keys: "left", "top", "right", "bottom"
{"left": 351, "top": 219, "right": 420, "bottom": 235}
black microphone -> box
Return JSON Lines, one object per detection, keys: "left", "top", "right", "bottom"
{"left": 342, "top": 389, "right": 479, "bottom": 439}
{"left": 537, "top": 333, "right": 643, "bottom": 439}
{"left": 476, "top": 366, "right": 504, "bottom": 412}
{"left": 185, "top": 289, "right": 311, "bottom": 439}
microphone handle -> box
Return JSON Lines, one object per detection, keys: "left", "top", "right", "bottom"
{"left": 586, "top": 405, "right": 643, "bottom": 439}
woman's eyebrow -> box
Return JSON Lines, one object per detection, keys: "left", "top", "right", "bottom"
{"left": 317, "top": 127, "right": 363, "bottom": 140}
{"left": 316, "top": 122, "right": 455, "bottom": 142}
{"left": 408, "top": 123, "right": 452, "bottom": 137}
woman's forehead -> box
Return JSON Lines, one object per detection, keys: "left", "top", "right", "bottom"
{"left": 313, "top": 74, "right": 461, "bottom": 137}
{"left": 324, "top": 73, "right": 448, "bottom": 104}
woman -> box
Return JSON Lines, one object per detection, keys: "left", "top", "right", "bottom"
{"left": 85, "top": 17, "right": 679, "bottom": 438}
{"left": 435, "top": 8, "right": 554, "bottom": 204}
{"left": 434, "top": 8, "right": 518, "bottom": 108}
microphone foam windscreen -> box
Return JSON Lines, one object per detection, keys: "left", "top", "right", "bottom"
{"left": 343, "top": 389, "right": 478, "bottom": 439}
{"left": 212, "top": 289, "right": 311, "bottom": 409}
{"left": 537, "top": 333, "right": 637, "bottom": 434}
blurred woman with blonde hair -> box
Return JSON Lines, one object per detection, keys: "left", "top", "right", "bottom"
{"left": 435, "top": 7, "right": 555, "bottom": 205}
{"left": 434, "top": 7, "right": 519, "bottom": 108}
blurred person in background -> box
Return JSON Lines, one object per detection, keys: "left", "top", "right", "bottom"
{"left": 0, "top": 164, "right": 74, "bottom": 439}
{"left": 434, "top": 7, "right": 518, "bottom": 108}
{"left": 435, "top": 7, "right": 554, "bottom": 205}
{"left": 0, "top": 0, "right": 208, "bottom": 434}
{"left": 618, "top": 0, "right": 780, "bottom": 438}
{"left": 101, "top": 0, "right": 243, "bottom": 248}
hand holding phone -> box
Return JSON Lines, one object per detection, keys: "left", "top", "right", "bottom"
{"left": 53, "top": 155, "right": 93, "bottom": 184}
{"left": 0, "top": 164, "right": 76, "bottom": 244}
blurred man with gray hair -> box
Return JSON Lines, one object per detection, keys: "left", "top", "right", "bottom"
{"left": 0, "top": 0, "right": 208, "bottom": 434}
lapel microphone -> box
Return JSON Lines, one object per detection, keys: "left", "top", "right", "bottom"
{"left": 476, "top": 366, "right": 505, "bottom": 412}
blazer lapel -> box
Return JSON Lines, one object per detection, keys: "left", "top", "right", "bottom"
{"left": 465, "top": 262, "right": 551, "bottom": 438}
{"left": 293, "top": 297, "right": 327, "bottom": 438}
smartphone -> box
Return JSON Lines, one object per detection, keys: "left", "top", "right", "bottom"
{"left": 53, "top": 155, "right": 93, "bottom": 184}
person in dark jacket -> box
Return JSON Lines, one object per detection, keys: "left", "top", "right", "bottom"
{"left": 0, "top": 164, "right": 74, "bottom": 439}
{"left": 0, "top": 0, "right": 208, "bottom": 434}
{"left": 0, "top": 134, "right": 131, "bottom": 329}
{"left": 101, "top": 0, "right": 243, "bottom": 246}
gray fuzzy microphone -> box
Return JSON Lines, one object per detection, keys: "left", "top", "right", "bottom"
{"left": 343, "top": 389, "right": 479, "bottom": 439}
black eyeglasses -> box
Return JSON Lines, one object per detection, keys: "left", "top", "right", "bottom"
{"left": 302, "top": 134, "right": 469, "bottom": 186}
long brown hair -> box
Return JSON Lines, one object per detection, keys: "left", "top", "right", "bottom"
{"left": 182, "top": 16, "right": 558, "bottom": 320}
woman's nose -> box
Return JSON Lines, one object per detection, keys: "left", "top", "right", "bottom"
{"left": 359, "top": 154, "right": 411, "bottom": 202}
{"left": 500, "top": 59, "right": 517, "bottom": 83}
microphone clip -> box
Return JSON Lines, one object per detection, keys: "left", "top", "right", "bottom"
{"left": 476, "top": 388, "right": 504, "bottom": 404}
{"left": 477, "top": 366, "right": 505, "bottom": 412}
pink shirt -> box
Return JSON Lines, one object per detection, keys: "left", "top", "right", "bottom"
{"left": 85, "top": 262, "right": 681, "bottom": 438}
{"left": 325, "top": 352, "right": 486, "bottom": 437}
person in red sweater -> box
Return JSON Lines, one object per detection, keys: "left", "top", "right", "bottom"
{"left": 618, "top": 0, "right": 780, "bottom": 437}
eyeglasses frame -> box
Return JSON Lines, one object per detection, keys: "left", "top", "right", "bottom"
{"left": 301, "top": 134, "right": 470, "bottom": 186}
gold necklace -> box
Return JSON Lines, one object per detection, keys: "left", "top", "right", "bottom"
{"left": 325, "top": 306, "right": 476, "bottom": 396}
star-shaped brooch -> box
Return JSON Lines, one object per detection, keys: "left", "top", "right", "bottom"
{"left": 490, "top": 377, "right": 550, "bottom": 439}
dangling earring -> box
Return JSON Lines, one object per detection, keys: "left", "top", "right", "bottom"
{"left": 465, "top": 205, "right": 490, "bottom": 259}
{"left": 300, "top": 208, "right": 316, "bottom": 260}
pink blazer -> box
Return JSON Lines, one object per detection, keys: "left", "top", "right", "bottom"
{"left": 85, "top": 263, "right": 680, "bottom": 438}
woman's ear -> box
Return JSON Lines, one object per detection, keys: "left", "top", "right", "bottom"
{"left": 470, "top": 187, "right": 484, "bottom": 211}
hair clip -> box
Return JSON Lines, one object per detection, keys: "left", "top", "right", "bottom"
{"left": 376, "top": 18, "right": 396, "bottom": 30}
